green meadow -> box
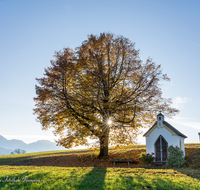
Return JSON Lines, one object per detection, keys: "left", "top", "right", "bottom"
{"left": 0, "top": 166, "right": 200, "bottom": 190}
{"left": 0, "top": 144, "right": 200, "bottom": 190}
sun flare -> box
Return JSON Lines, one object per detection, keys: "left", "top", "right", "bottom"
{"left": 108, "top": 119, "right": 112, "bottom": 125}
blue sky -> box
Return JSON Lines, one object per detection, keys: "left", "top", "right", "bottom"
{"left": 0, "top": 0, "right": 200, "bottom": 145}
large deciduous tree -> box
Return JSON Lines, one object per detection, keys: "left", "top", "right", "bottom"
{"left": 34, "top": 33, "right": 178, "bottom": 158}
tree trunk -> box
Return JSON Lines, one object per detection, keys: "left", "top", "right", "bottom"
{"left": 98, "top": 128, "right": 109, "bottom": 159}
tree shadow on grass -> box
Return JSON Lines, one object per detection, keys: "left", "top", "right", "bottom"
{"left": 1, "top": 167, "right": 199, "bottom": 189}
{"left": 75, "top": 167, "right": 107, "bottom": 190}
{"left": 174, "top": 168, "right": 200, "bottom": 181}
{"left": 111, "top": 171, "right": 200, "bottom": 190}
{"left": 142, "top": 162, "right": 200, "bottom": 182}
{"left": 0, "top": 171, "right": 50, "bottom": 189}
{"left": 0, "top": 168, "right": 96, "bottom": 189}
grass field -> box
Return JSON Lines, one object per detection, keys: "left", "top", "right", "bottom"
{"left": 0, "top": 143, "right": 199, "bottom": 189}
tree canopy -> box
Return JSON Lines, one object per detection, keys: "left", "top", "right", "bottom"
{"left": 34, "top": 33, "right": 178, "bottom": 158}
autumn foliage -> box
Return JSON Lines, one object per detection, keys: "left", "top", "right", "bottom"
{"left": 34, "top": 33, "right": 178, "bottom": 158}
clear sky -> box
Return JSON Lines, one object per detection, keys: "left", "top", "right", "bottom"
{"left": 0, "top": 0, "right": 200, "bottom": 145}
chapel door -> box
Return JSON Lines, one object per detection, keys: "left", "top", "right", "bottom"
{"left": 155, "top": 135, "right": 168, "bottom": 162}
{"left": 162, "top": 137, "right": 168, "bottom": 161}
{"left": 155, "top": 137, "right": 161, "bottom": 161}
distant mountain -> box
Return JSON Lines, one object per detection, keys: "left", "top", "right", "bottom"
{"left": 0, "top": 138, "right": 28, "bottom": 150}
{"left": 0, "top": 135, "right": 66, "bottom": 155}
{"left": 27, "top": 140, "right": 65, "bottom": 152}
{"left": 0, "top": 147, "right": 13, "bottom": 155}
{"left": 0, "top": 135, "right": 7, "bottom": 141}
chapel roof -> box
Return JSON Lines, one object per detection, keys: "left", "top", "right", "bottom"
{"left": 157, "top": 112, "right": 164, "bottom": 117}
{"left": 143, "top": 120, "right": 187, "bottom": 138}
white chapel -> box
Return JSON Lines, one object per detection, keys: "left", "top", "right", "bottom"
{"left": 143, "top": 113, "right": 187, "bottom": 162}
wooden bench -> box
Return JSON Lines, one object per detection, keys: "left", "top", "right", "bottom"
{"left": 152, "top": 162, "right": 166, "bottom": 166}
{"left": 113, "top": 159, "right": 134, "bottom": 166}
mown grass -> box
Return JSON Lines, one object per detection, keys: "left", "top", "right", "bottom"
{"left": 0, "top": 143, "right": 199, "bottom": 189}
{"left": 0, "top": 166, "right": 200, "bottom": 190}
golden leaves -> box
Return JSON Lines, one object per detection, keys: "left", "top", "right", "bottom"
{"left": 34, "top": 32, "right": 179, "bottom": 153}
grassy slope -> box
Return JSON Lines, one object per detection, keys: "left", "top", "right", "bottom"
{"left": 0, "top": 145, "right": 147, "bottom": 167}
{"left": 0, "top": 166, "right": 200, "bottom": 189}
{"left": 0, "top": 144, "right": 199, "bottom": 167}
{"left": 0, "top": 144, "right": 199, "bottom": 189}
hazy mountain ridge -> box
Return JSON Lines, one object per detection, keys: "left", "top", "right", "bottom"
{"left": 0, "top": 135, "right": 66, "bottom": 155}
{"left": 0, "top": 147, "right": 13, "bottom": 155}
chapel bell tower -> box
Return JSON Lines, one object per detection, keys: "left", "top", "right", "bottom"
{"left": 157, "top": 112, "right": 164, "bottom": 128}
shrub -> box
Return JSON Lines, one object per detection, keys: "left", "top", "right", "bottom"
{"left": 139, "top": 152, "right": 154, "bottom": 164}
{"left": 166, "top": 145, "right": 185, "bottom": 167}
